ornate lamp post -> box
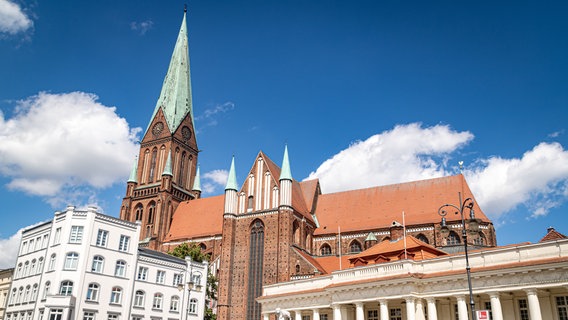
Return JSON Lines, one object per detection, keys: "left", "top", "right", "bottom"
{"left": 178, "top": 257, "right": 203, "bottom": 320}
{"left": 438, "top": 192, "right": 479, "bottom": 320}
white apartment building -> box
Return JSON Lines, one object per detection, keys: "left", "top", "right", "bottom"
{"left": 0, "top": 268, "right": 14, "bottom": 319}
{"left": 4, "top": 206, "right": 208, "bottom": 320}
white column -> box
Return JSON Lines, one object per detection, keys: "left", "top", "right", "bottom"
{"left": 295, "top": 310, "right": 302, "bottom": 320}
{"left": 526, "top": 289, "right": 543, "bottom": 320}
{"left": 333, "top": 304, "right": 342, "bottom": 320}
{"left": 426, "top": 298, "right": 438, "bottom": 320}
{"left": 456, "top": 296, "right": 468, "bottom": 320}
{"left": 406, "top": 297, "right": 416, "bottom": 320}
{"left": 313, "top": 308, "right": 320, "bottom": 320}
{"left": 379, "top": 299, "right": 389, "bottom": 320}
{"left": 355, "top": 302, "right": 365, "bottom": 320}
{"left": 415, "top": 299, "right": 426, "bottom": 320}
{"left": 489, "top": 292, "right": 504, "bottom": 320}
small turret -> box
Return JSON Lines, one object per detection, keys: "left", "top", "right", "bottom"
{"left": 224, "top": 156, "right": 238, "bottom": 215}
{"left": 161, "top": 151, "right": 173, "bottom": 190}
{"left": 279, "top": 145, "right": 293, "bottom": 208}
{"left": 192, "top": 165, "right": 202, "bottom": 199}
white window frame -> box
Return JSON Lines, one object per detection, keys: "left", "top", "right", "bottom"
{"left": 96, "top": 229, "right": 109, "bottom": 247}
{"left": 118, "top": 235, "right": 130, "bottom": 252}
{"left": 69, "top": 226, "right": 84, "bottom": 243}
{"left": 64, "top": 252, "right": 79, "bottom": 270}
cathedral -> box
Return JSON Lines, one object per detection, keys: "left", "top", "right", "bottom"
{"left": 119, "top": 10, "right": 497, "bottom": 320}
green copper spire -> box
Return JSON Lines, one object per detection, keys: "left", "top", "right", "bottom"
{"left": 279, "top": 145, "right": 292, "bottom": 181}
{"left": 192, "top": 165, "right": 202, "bottom": 192}
{"left": 127, "top": 157, "right": 138, "bottom": 183}
{"left": 162, "top": 151, "right": 173, "bottom": 176}
{"left": 225, "top": 156, "right": 238, "bottom": 191}
{"left": 146, "top": 10, "right": 194, "bottom": 135}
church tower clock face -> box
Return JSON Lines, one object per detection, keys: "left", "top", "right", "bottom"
{"left": 181, "top": 126, "right": 192, "bottom": 141}
{"left": 152, "top": 122, "right": 164, "bottom": 137}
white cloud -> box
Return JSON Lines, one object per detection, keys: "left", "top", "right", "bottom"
{"left": 306, "top": 123, "right": 474, "bottom": 193}
{"left": 465, "top": 142, "right": 568, "bottom": 218}
{"left": 130, "top": 20, "right": 154, "bottom": 35}
{"left": 306, "top": 123, "right": 568, "bottom": 222}
{"left": 196, "top": 101, "right": 235, "bottom": 130}
{"left": 0, "top": 92, "right": 140, "bottom": 206}
{"left": 202, "top": 169, "right": 229, "bottom": 194}
{"left": 0, "top": 0, "right": 33, "bottom": 35}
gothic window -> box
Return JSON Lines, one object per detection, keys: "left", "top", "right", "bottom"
{"left": 178, "top": 151, "right": 186, "bottom": 186}
{"left": 158, "top": 145, "right": 166, "bottom": 179}
{"left": 416, "top": 234, "right": 429, "bottom": 244}
{"left": 349, "top": 240, "right": 362, "bottom": 253}
{"left": 246, "top": 220, "right": 264, "bottom": 320}
{"left": 447, "top": 231, "right": 461, "bottom": 246}
{"left": 199, "top": 243, "right": 206, "bottom": 251}
{"left": 305, "top": 232, "right": 312, "bottom": 253}
{"left": 135, "top": 204, "right": 144, "bottom": 221}
{"left": 147, "top": 201, "right": 156, "bottom": 224}
{"left": 320, "top": 244, "right": 332, "bottom": 256}
{"left": 295, "top": 264, "right": 300, "bottom": 273}
{"left": 474, "top": 232, "right": 486, "bottom": 246}
{"left": 248, "top": 196, "right": 254, "bottom": 212}
{"left": 293, "top": 221, "right": 300, "bottom": 244}
{"left": 142, "top": 149, "right": 150, "bottom": 183}
{"left": 149, "top": 148, "right": 157, "bottom": 182}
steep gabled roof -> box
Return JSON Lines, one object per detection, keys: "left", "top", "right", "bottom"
{"left": 314, "top": 174, "right": 489, "bottom": 235}
{"left": 540, "top": 227, "right": 568, "bottom": 242}
{"left": 166, "top": 195, "right": 224, "bottom": 241}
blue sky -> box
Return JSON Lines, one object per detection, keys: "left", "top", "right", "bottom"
{"left": 0, "top": 0, "right": 567, "bottom": 268}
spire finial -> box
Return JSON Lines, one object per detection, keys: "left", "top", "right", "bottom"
{"left": 184, "top": 4, "right": 187, "bottom": 13}
{"left": 458, "top": 161, "right": 464, "bottom": 174}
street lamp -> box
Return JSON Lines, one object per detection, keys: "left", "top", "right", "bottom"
{"left": 178, "top": 257, "right": 203, "bottom": 320}
{"left": 438, "top": 192, "right": 479, "bottom": 320}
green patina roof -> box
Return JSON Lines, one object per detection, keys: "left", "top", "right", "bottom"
{"left": 279, "top": 144, "right": 292, "bottom": 181}
{"left": 127, "top": 157, "right": 138, "bottom": 183}
{"left": 365, "top": 232, "right": 378, "bottom": 242}
{"left": 225, "top": 156, "right": 238, "bottom": 191}
{"left": 192, "top": 165, "right": 201, "bottom": 192}
{"left": 146, "top": 11, "right": 195, "bottom": 136}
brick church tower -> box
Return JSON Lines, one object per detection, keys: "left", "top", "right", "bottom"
{"left": 120, "top": 9, "right": 201, "bottom": 250}
{"left": 217, "top": 147, "right": 318, "bottom": 320}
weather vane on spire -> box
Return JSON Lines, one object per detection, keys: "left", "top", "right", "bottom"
{"left": 459, "top": 161, "right": 464, "bottom": 174}
{"left": 184, "top": 4, "right": 187, "bottom": 13}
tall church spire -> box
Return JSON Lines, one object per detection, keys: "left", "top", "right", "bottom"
{"left": 280, "top": 144, "right": 292, "bottom": 181}
{"left": 146, "top": 10, "right": 194, "bottom": 136}
{"left": 225, "top": 156, "right": 238, "bottom": 191}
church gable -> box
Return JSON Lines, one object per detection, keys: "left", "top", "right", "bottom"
{"left": 236, "top": 152, "right": 282, "bottom": 214}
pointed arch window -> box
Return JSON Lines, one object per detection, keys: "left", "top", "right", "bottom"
{"left": 147, "top": 202, "right": 156, "bottom": 224}
{"left": 320, "top": 244, "right": 332, "bottom": 256}
{"left": 446, "top": 231, "right": 461, "bottom": 246}
{"left": 178, "top": 151, "right": 186, "bottom": 186}
{"left": 474, "top": 232, "right": 486, "bottom": 246}
{"left": 246, "top": 220, "right": 264, "bottom": 320}
{"left": 135, "top": 203, "right": 144, "bottom": 222}
{"left": 149, "top": 148, "right": 158, "bottom": 182}
{"left": 416, "top": 234, "right": 429, "bottom": 244}
{"left": 349, "top": 240, "right": 362, "bottom": 253}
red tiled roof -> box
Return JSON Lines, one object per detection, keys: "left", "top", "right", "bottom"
{"left": 292, "top": 246, "right": 327, "bottom": 275}
{"left": 165, "top": 195, "right": 224, "bottom": 241}
{"left": 348, "top": 235, "right": 448, "bottom": 267}
{"left": 314, "top": 174, "right": 489, "bottom": 235}
{"left": 299, "top": 179, "right": 320, "bottom": 213}
{"left": 539, "top": 227, "right": 568, "bottom": 242}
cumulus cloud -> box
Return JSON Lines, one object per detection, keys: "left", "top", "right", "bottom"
{"left": 0, "top": 0, "right": 33, "bottom": 35}
{"left": 306, "top": 122, "right": 568, "bottom": 222}
{"left": 465, "top": 142, "right": 568, "bottom": 218}
{"left": 130, "top": 20, "right": 154, "bottom": 35}
{"left": 0, "top": 92, "right": 140, "bottom": 206}
{"left": 306, "top": 123, "right": 474, "bottom": 193}
{"left": 202, "top": 169, "right": 229, "bottom": 193}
